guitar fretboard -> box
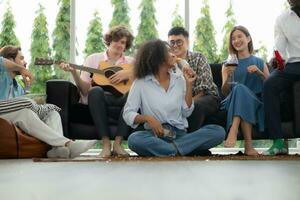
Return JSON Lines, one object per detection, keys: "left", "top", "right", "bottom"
{"left": 66, "top": 63, "right": 105, "bottom": 75}
{"left": 36, "top": 58, "right": 115, "bottom": 75}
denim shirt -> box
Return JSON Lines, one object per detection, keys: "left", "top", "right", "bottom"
{"left": 123, "top": 71, "right": 194, "bottom": 130}
{"left": 0, "top": 57, "right": 25, "bottom": 100}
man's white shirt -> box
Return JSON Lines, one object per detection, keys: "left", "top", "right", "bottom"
{"left": 274, "top": 10, "right": 300, "bottom": 63}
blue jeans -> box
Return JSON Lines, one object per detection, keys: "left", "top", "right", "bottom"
{"left": 128, "top": 124, "right": 225, "bottom": 157}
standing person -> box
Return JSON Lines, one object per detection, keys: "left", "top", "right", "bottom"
{"left": 60, "top": 25, "right": 134, "bottom": 157}
{"left": 123, "top": 39, "right": 225, "bottom": 157}
{"left": 167, "top": 27, "right": 220, "bottom": 133}
{"left": 220, "top": 26, "right": 269, "bottom": 156}
{"left": 0, "top": 45, "right": 96, "bottom": 158}
{"left": 263, "top": 0, "right": 300, "bottom": 155}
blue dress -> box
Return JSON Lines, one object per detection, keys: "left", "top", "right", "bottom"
{"left": 221, "top": 55, "right": 265, "bottom": 132}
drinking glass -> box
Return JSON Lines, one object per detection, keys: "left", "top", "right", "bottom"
{"left": 225, "top": 54, "right": 238, "bottom": 85}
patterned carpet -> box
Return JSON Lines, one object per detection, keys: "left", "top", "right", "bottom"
{"left": 33, "top": 152, "right": 300, "bottom": 162}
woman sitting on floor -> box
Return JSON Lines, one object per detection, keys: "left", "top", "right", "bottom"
{"left": 123, "top": 39, "right": 225, "bottom": 157}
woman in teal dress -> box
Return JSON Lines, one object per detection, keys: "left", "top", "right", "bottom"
{"left": 221, "top": 26, "right": 270, "bottom": 155}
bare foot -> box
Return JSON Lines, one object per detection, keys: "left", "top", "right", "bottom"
{"left": 244, "top": 148, "right": 259, "bottom": 156}
{"left": 224, "top": 130, "right": 238, "bottom": 147}
{"left": 99, "top": 145, "right": 111, "bottom": 158}
{"left": 113, "top": 143, "right": 129, "bottom": 157}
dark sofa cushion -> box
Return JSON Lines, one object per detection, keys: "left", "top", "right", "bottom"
{"left": 69, "top": 104, "right": 94, "bottom": 125}
{"left": 209, "top": 64, "right": 222, "bottom": 88}
{"left": 69, "top": 103, "right": 121, "bottom": 125}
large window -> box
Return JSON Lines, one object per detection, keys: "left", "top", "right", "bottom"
{"left": 1, "top": 0, "right": 297, "bottom": 149}
{"left": 0, "top": 0, "right": 287, "bottom": 63}
{"left": 75, "top": 0, "right": 185, "bottom": 63}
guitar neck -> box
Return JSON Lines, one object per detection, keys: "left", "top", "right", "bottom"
{"left": 54, "top": 61, "right": 104, "bottom": 75}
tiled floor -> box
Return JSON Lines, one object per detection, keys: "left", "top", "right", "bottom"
{"left": 1, "top": 153, "right": 300, "bottom": 200}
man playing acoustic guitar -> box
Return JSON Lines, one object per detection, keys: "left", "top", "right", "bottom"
{"left": 60, "top": 25, "right": 134, "bottom": 157}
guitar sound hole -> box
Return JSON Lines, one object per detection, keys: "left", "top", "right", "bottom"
{"left": 104, "top": 70, "right": 115, "bottom": 78}
{"left": 104, "top": 66, "right": 126, "bottom": 84}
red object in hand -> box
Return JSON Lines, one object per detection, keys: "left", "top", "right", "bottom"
{"left": 274, "top": 50, "right": 285, "bottom": 71}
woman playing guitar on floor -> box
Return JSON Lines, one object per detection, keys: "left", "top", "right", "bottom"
{"left": 60, "top": 25, "right": 134, "bottom": 157}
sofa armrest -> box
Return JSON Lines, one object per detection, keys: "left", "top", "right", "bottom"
{"left": 293, "top": 81, "right": 300, "bottom": 137}
{"left": 46, "top": 79, "right": 80, "bottom": 138}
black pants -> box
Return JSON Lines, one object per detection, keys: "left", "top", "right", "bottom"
{"left": 187, "top": 94, "right": 220, "bottom": 132}
{"left": 88, "top": 86, "right": 129, "bottom": 138}
{"left": 263, "top": 62, "right": 300, "bottom": 139}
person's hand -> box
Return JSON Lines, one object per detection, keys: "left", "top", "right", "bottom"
{"left": 146, "top": 115, "right": 164, "bottom": 137}
{"left": 177, "top": 58, "right": 194, "bottom": 74}
{"left": 59, "top": 62, "right": 75, "bottom": 73}
{"left": 247, "top": 65, "right": 260, "bottom": 74}
{"left": 109, "top": 70, "right": 130, "bottom": 84}
{"left": 177, "top": 58, "right": 197, "bottom": 83}
{"left": 222, "top": 65, "right": 236, "bottom": 78}
{"left": 268, "top": 57, "right": 285, "bottom": 70}
{"left": 20, "top": 68, "right": 34, "bottom": 87}
{"left": 183, "top": 67, "right": 197, "bottom": 84}
{"left": 182, "top": 65, "right": 195, "bottom": 77}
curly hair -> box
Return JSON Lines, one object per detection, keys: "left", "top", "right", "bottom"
{"left": 134, "top": 39, "right": 170, "bottom": 79}
{"left": 103, "top": 25, "right": 134, "bottom": 50}
{"left": 288, "top": 0, "right": 300, "bottom": 7}
{"left": 0, "top": 45, "right": 21, "bottom": 60}
{"left": 228, "top": 25, "right": 254, "bottom": 56}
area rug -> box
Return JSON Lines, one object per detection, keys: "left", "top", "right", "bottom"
{"left": 32, "top": 152, "right": 300, "bottom": 162}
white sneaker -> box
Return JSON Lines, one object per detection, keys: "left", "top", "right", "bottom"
{"left": 47, "top": 147, "right": 70, "bottom": 158}
{"left": 68, "top": 140, "right": 97, "bottom": 158}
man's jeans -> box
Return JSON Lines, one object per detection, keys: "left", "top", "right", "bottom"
{"left": 128, "top": 124, "right": 225, "bottom": 157}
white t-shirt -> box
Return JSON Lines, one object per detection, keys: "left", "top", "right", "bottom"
{"left": 274, "top": 10, "right": 300, "bottom": 63}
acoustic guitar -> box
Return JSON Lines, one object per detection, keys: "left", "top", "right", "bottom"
{"left": 35, "top": 58, "right": 133, "bottom": 96}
